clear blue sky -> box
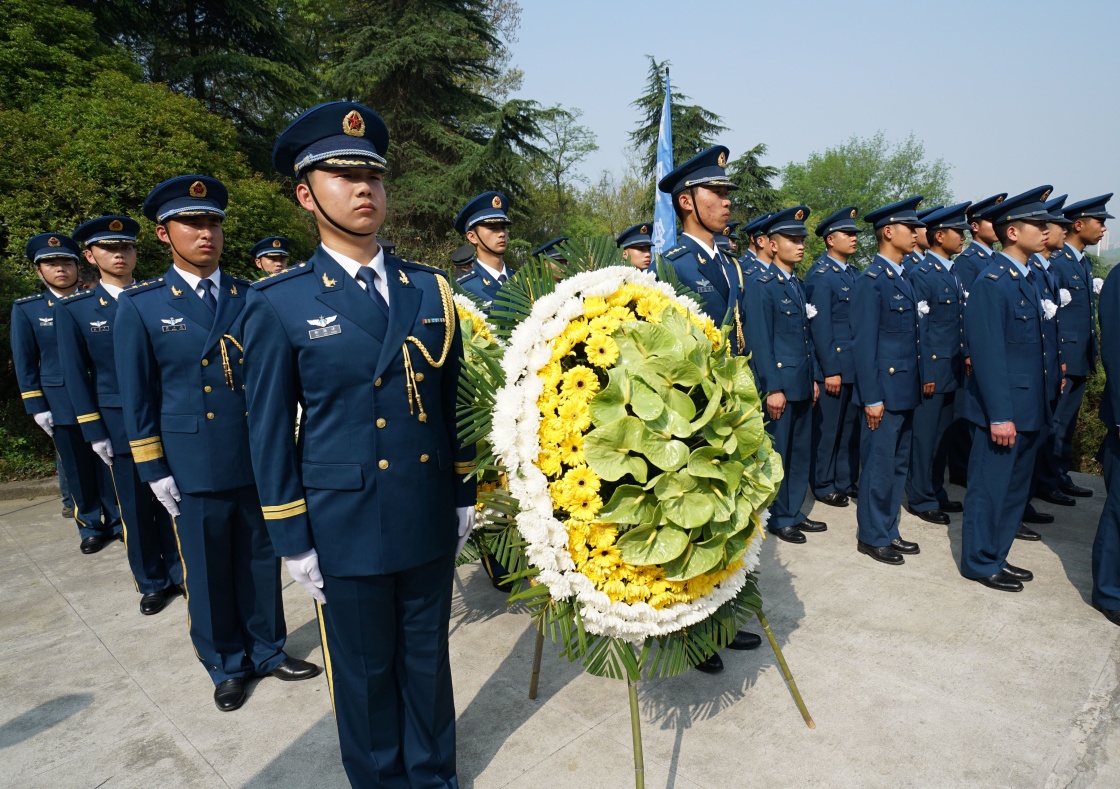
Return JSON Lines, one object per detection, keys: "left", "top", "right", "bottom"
{"left": 508, "top": 0, "right": 1120, "bottom": 203}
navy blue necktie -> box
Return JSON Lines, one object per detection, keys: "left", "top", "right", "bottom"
{"left": 199, "top": 281, "right": 217, "bottom": 313}
{"left": 356, "top": 266, "right": 389, "bottom": 315}
{"left": 497, "top": 272, "right": 508, "bottom": 285}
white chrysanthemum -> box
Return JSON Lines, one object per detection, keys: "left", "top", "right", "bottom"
{"left": 917, "top": 300, "right": 930, "bottom": 316}
{"left": 1094, "top": 277, "right": 1105, "bottom": 295}
{"left": 806, "top": 303, "right": 818, "bottom": 319}
{"left": 1059, "top": 288, "right": 1072, "bottom": 307}
{"left": 1042, "top": 299, "right": 1058, "bottom": 321}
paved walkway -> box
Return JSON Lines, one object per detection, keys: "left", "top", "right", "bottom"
{"left": 1, "top": 475, "right": 1118, "bottom": 788}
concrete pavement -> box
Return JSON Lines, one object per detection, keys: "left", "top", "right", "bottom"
{"left": 1, "top": 475, "right": 1118, "bottom": 788}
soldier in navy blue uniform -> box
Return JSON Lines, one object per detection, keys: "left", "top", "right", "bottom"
{"left": 244, "top": 102, "right": 475, "bottom": 786}
{"left": 1045, "top": 194, "right": 1112, "bottom": 502}
{"left": 11, "top": 233, "right": 122, "bottom": 554}
{"left": 251, "top": 236, "right": 290, "bottom": 277}
{"left": 715, "top": 221, "right": 740, "bottom": 256}
{"left": 850, "top": 197, "right": 925, "bottom": 565}
{"left": 116, "top": 175, "right": 319, "bottom": 711}
{"left": 617, "top": 222, "right": 653, "bottom": 272}
{"left": 740, "top": 213, "right": 775, "bottom": 279}
{"left": 743, "top": 207, "right": 823, "bottom": 544}
{"left": 658, "top": 146, "right": 747, "bottom": 355}
{"left": 903, "top": 203, "right": 969, "bottom": 524}
{"left": 959, "top": 186, "right": 1058, "bottom": 592}
{"left": 454, "top": 191, "right": 512, "bottom": 311}
{"left": 56, "top": 216, "right": 184, "bottom": 614}
{"left": 955, "top": 193, "right": 1007, "bottom": 289}
{"left": 1092, "top": 254, "right": 1120, "bottom": 626}
{"left": 805, "top": 207, "right": 862, "bottom": 507}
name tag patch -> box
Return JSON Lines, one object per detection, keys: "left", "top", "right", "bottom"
{"left": 309, "top": 324, "right": 342, "bottom": 339}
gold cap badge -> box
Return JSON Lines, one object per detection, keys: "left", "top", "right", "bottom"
{"left": 1042, "top": 189, "right": 1051, "bottom": 201}
{"left": 272, "top": 239, "right": 282, "bottom": 248}
{"left": 794, "top": 209, "right": 805, "bottom": 220}
{"left": 47, "top": 236, "right": 60, "bottom": 247}
{"left": 189, "top": 180, "right": 208, "bottom": 198}
{"left": 640, "top": 225, "right": 648, "bottom": 234}
{"left": 343, "top": 110, "right": 365, "bottom": 137}
{"left": 723, "top": 226, "right": 730, "bottom": 236}
{"left": 108, "top": 219, "right": 123, "bottom": 232}
{"left": 849, "top": 209, "right": 857, "bottom": 219}
{"left": 917, "top": 199, "right": 924, "bottom": 208}
{"left": 717, "top": 152, "right": 727, "bottom": 167}
{"left": 491, "top": 195, "right": 502, "bottom": 209}
{"left": 995, "top": 195, "right": 1005, "bottom": 204}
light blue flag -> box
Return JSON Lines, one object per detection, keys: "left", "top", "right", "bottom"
{"left": 652, "top": 69, "right": 675, "bottom": 254}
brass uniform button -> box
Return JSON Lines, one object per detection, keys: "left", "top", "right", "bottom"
{"left": 375, "top": 377, "right": 382, "bottom": 387}
{"left": 378, "top": 459, "right": 389, "bottom": 470}
{"left": 415, "top": 373, "right": 424, "bottom": 382}
{"left": 836, "top": 346, "right": 841, "bottom": 352}
{"left": 776, "top": 362, "right": 783, "bottom": 369}
{"left": 201, "top": 359, "right": 209, "bottom": 366}
{"left": 888, "top": 367, "right": 895, "bottom": 374}
{"left": 204, "top": 385, "right": 212, "bottom": 393}
{"left": 376, "top": 418, "right": 387, "bottom": 428}
{"left": 239, "top": 359, "right": 243, "bottom": 364}
{"left": 931, "top": 355, "right": 938, "bottom": 360}
{"left": 420, "top": 454, "right": 430, "bottom": 463}
{"left": 206, "top": 412, "right": 215, "bottom": 419}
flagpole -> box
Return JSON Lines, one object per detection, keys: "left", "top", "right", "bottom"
{"left": 652, "top": 65, "right": 675, "bottom": 256}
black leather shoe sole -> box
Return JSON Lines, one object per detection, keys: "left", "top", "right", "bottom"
{"left": 1015, "top": 524, "right": 1042, "bottom": 541}
{"left": 693, "top": 653, "right": 724, "bottom": 673}
{"left": 1061, "top": 484, "right": 1093, "bottom": 498}
{"left": 972, "top": 571, "right": 1023, "bottom": 592}
{"left": 771, "top": 526, "right": 807, "bottom": 544}
{"left": 857, "top": 542, "right": 905, "bottom": 565}
{"left": 940, "top": 500, "right": 964, "bottom": 513}
{"left": 815, "top": 492, "right": 849, "bottom": 507}
{"left": 214, "top": 678, "right": 247, "bottom": 711}
{"left": 1093, "top": 605, "right": 1120, "bottom": 627}
{"left": 269, "top": 658, "right": 323, "bottom": 681}
{"left": 80, "top": 535, "right": 114, "bottom": 554}
{"left": 139, "top": 585, "right": 182, "bottom": 616}
{"left": 795, "top": 519, "right": 827, "bottom": 533}
{"left": 1037, "top": 490, "right": 1076, "bottom": 506}
{"left": 906, "top": 507, "right": 949, "bottom": 525}
{"left": 890, "top": 538, "right": 920, "bottom": 555}
{"left": 727, "top": 631, "right": 762, "bottom": 650}
{"left": 1023, "top": 509, "right": 1055, "bottom": 524}
{"left": 1002, "top": 564, "right": 1034, "bottom": 582}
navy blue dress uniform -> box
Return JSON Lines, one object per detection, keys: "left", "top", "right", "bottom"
{"left": 11, "top": 233, "right": 121, "bottom": 546}
{"left": 252, "top": 236, "right": 290, "bottom": 259}
{"left": 954, "top": 193, "right": 1007, "bottom": 289}
{"left": 715, "top": 221, "right": 740, "bottom": 254}
{"left": 617, "top": 223, "right": 653, "bottom": 249}
{"left": 247, "top": 102, "right": 474, "bottom": 787}
{"left": 533, "top": 236, "right": 570, "bottom": 261}
{"left": 742, "top": 207, "right": 818, "bottom": 538}
{"left": 1092, "top": 262, "right": 1120, "bottom": 624}
{"left": 56, "top": 216, "right": 183, "bottom": 601}
{"left": 115, "top": 176, "right": 291, "bottom": 689}
{"left": 849, "top": 198, "right": 925, "bottom": 560}
{"left": 454, "top": 191, "right": 511, "bottom": 311}
{"left": 658, "top": 146, "right": 747, "bottom": 354}
{"left": 1048, "top": 194, "right": 1113, "bottom": 496}
{"left": 805, "top": 207, "right": 862, "bottom": 504}
{"left": 959, "top": 187, "right": 1058, "bottom": 588}
{"left": 739, "top": 213, "right": 774, "bottom": 278}
{"left": 902, "top": 206, "right": 942, "bottom": 267}
{"left": 903, "top": 203, "right": 970, "bottom": 516}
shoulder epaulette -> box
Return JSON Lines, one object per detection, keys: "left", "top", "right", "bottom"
{"left": 663, "top": 245, "right": 688, "bottom": 260}
{"left": 232, "top": 275, "right": 253, "bottom": 287}
{"left": 61, "top": 289, "right": 95, "bottom": 303}
{"left": 916, "top": 261, "right": 933, "bottom": 274}
{"left": 756, "top": 271, "right": 775, "bottom": 284}
{"left": 14, "top": 293, "right": 44, "bottom": 305}
{"left": 399, "top": 258, "right": 448, "bottom": 279}
{"left": 456, "top": 270, "right": 478, "bottom": 283}
{"left": 251, "top": 261, "right": 312, "bottom": 290}
{"left": 865, "top": 268, "right": 880, "bottom": 279}
{"left": 121, "top": 277, "right": 165, "bottom": 297}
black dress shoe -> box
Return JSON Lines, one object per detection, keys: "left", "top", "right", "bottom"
{"left": 906, "top": 507, "right": 949, "bottom": 525}
{"left": 1001, "top": 564, "right": 1034, "bottom": 582}
{"left": 139, "top": 584, "right": 183, "bottom": 616}
{"left": 727, "top": 630, "right": 762, "bottom": 650}
{"left": 80, "top": 534, "right": 115, "bottom": 554}
{"left": 972, "top": 570, "right": 1023, "bottom": 592}
{"left": 1037, "top": 489, "right": 1076, "bottom": 507}
{"left": 214, "top": 677, "right": 247, "bottom": 711}
{"left": 857, "top": 542, "right": 904, "bottom": 565}
{"left": 1093, "top": 605, "right": 1120, "bottom": 627}
{"left": 890, "top": 538, "right": 920, "bottom": 555}
{"left": 770, "top": 525, "right": 807, "bottom": 544}
{"left": 846, "top": 485, "right": 859, "bottom": 496}
{"left": 694, "top": 653, "right": 723, "bottom": 673}
{"left": 816, "top": 492, "right": 849, "bottom": 507}
{"left": 269, "top": 657, "right": 322, "bottom": 681}
{"left": 1015, "top": 524, "right": 1042, "bottom": 541}
{"left": 61, "top": 506, "right": 74, "bottom": 519}
{"left": 948, "top": 474, "right": 968, "bottom": 487}
{"left": 1061, "top": 482, "right": 1093, "bottom": 498}
{"left": 1022, "top": 506, "right": 1055, "bottom": 524}
{"left": 940, "top": 500, "right": 964, "bottom": 513}
{"left": 795, "top": 518, "right": 827, "bottom": 533}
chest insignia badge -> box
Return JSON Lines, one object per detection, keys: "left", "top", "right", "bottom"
{"left": 161, "top": 317, "right": 186, "bottom": 333}
{"left": 89, "top": 320, "right": 109, "bottom": 333}
{"left": 308, "top": 315, "right": 342, "bottom": 339}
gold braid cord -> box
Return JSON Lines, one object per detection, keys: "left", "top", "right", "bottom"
{"left": 402, "top": 273, "right": 455, "bottom": 423}
{"left": 732, "top": 260, "right": 746, "bottom": 353}
{"left": 220, "top": 334, "right": 245, "bottom": 390}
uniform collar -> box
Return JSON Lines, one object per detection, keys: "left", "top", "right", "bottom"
{"left": 1033, "top": 252, "right": 1051, "bottom": 270}
{"left": 999, "top": 252, "right": 1030, "bottom": 278}
{"left": 926, "top": 251, "right": 951, "bottom": 269}
{"left": 174, "top": 265, "right": 222, "bottom": 294}
{"left": 100, "top": 281, "right": 131, "bottom": 299}
{"left": 683, "top": 232, "right": 721, "bottom": 261}
{"left": 876, "top": 254, "right": 905, "bottom": 277}
{"left": 474, "top": 258, "right": 508, "bottom": 281}
{"left": 321, "top": 242, "right": 386, "bottom": 284}
{"left": 824, "top": 254, "right": 848, "bottom": 269}
{"left": 972, "top": 240, "right": 994, "bottom": 256}
{"left": 1065, "top": 242, "right": 1084, "bottom": 262}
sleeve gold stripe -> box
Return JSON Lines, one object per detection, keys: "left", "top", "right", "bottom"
{"left": 262, "top": 500, "right": 308, "bottom": 520}
{"left": 129, "top": 436, "right": 162, "bottom": 448}
{"left": 77, "top": 413, "right": 102, "bottom": 423}
{"left": 21, "top": 390, "right": 43, "bottom": 399}
{"left": 131, "top": 441, "right": 164, "bottom": 463}
{"left": 454, "top": 461, "right": 477, "bottom": 474}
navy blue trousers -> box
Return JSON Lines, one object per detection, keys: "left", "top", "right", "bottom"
{"left": 109, "top": 453, "right": 182, "bottom": 594}
{"left": 53, "top": 423, "right": 120, "bottom": 540}
{"left": 811, "top": 382, "right": 860, "bottom": 497}
{"left": 856, "top": 409, "right": 912, "bottom": 547}
{"left": 768, "top": 398, "right": 812, "bottom": 530}
{"left": 906, "top": 391, "right": 956, "bottom": 511}
{"left": 1052, "top": 374, "right": 1087, "bottom": 485}
{"left": 318, "top": 553, "right": 458, "bottom": 789}
{"left": 1093, "top": 432, "right": 1120, "bottom": 609}
{"left": 1031, "top": 398, "right": 1063, "bottom": 498}
{"left": 172, "top": 485, "right": 286, "bottom": 684}
{"left": 946, "top": 391, "right": 971, "bottom": 481}
{"left": 960, "top": 424, "right": 1040, "bottom": 578}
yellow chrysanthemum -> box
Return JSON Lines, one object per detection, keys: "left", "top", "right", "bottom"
{"left": 607, "top": 305, "right": 635, "bottom": 323}
{"left": 538, "top": 393, "right": 560, "bottom": 417}
{"left": 550, "top": 334, "right": 576, "bottom": 362}
{"left": 587, "top": 522, "right": 616, "bottom": 548}
{"left": 556, "top": 399, "right": 591, "bottom": 432}
{"left": 624, "top": 582, "right": 651, "bottom": 604}
{"left": 564, "top": 320, "right": 591, "bottom": 345}
{"left": 563, "top": 465, "right": 601, "bottom": 497}
{"left": 582, "top": 296, "right": 609, "bottom": 318}
{"left": 587, "top": 541, "right": 621, "bottom": 568}
{"left": 557, "top": 433, "right": 585, "bottom": 466}
{"left": 539, "top": 362, "right": 563, "bottom": 392}
{"left": 569, "top": 494, "right": 603, "bottom": 521}
{"left": 588, "top": 313, "right": 621, "bottom": 336}
{"left": 537, "top": 449, "right": 562, "bottom": 478}
{"left": 560, "top": 366, "right": 600, "bottom": 398}
{"left": 585, "top": 333, "right": 620, "bottom": 368}
{"left": 602, "top": 578, "right": 627, "bottom": 599}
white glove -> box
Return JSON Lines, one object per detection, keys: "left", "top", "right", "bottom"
{"left": 92, "top": 438, "right": 114, "bottom": 466}
{"left": 149, "top": 475, "right": 181, "bottom": 517}
{"left": 917, "top": 300, "right": 930, "bottom": 316}
{"left": 1042, "top": 299, "right": 1058, "bottom": 321}
{"left": 33, "top": 411, "right": 54, "bottom": 437}
{"left": 456, "top": 506, "right": 476, "bottom": 556}
{"left": 805, "top": 303, "right": 818, "bottom": 319}
{"left": 285, "top": 548, "right": 326, "bottom": 604}
{"left": 1094, "top": 277, "right": 1104, "bottom": 295}
{"left": 1059, "top": 288, "right": 1072, "bottom": 307}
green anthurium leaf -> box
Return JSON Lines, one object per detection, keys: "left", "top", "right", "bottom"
{"left": 730, "top": 411, "right": 766, "bottom": 457}
{"left": 662, "top": 486, "right": 715, "bottom": 529}
{"left": 690, "top": 383, "right": 723, "bottom": 433}
{"left": 725, "top": 532, "right": 749, "bottom": 564}
{"left": 730, "top": 358, "right": 760, "bottom": 398}
{"left": 720, "top": 460, "right": 746, "bottom": 489}
{"left": 710, "top": 518, "right": 737, "bottom": 536}
{"left": 617, "top": 523, "right": 690, "bottom": 565}
{"left": 640, "top": 428, "right": 690, "bottom": 471}
{"left": 645, "top": 357, "right": 703, "bottom": 388}
{"left": 708, "top": 483, "right": 735, "bottom": 521}
{"left": 620, "top": 321, "right": 681, "bottom": 359}
{"left": 687, "top": 446, "right": 725, "bottom": 480}
{"left": 584, "top": 416, "right": 648, "bottom": 483}
{"left": 590, "top": 368, "right": 629, "bottom": 427}
{"left": 734, "top": 495, "right": 754, "bottom": 529}
{"left": 630, "top": 377, "right": 665, "bottom": 421}
{"left": 613, "top": 330, "right": 647, "bottom": 368}
{"left": 663, "top": 387, "right": 698, "bottom": 421}
{"left": 647, "top": 405, "right": 693, "bottom": 439}
{"left": 598, "top": 485, "right": 657, "bottom": 524}
{"left": 661, "top": 533, "right": 727, "bottom": 580}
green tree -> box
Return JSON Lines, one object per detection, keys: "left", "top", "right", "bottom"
{"left": 727, "top": 143, "right": 783, "bottom": 221}
{"left": 531, "top": 105, "right": 598, "bottom": 234}
{"left": 781, "top": 132, "right": 954, "bottom": 271}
